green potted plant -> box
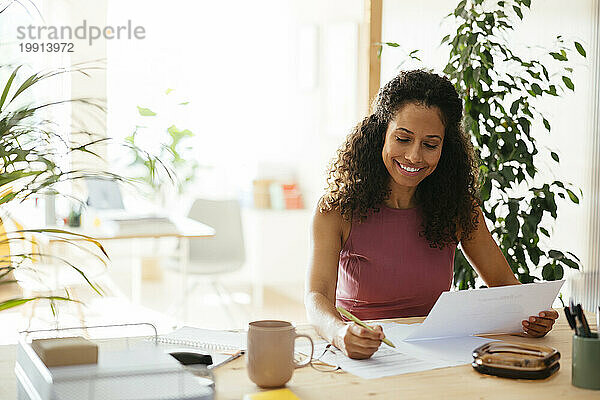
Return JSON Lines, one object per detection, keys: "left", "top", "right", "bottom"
{"left": 0, "top": 65, "right": 108, "bottom": 311}
{"left": 381, "top": 0, "right": 585, "bottom": 288}
{"left": 0, "top": 64, "right": 165, "bottom": 312}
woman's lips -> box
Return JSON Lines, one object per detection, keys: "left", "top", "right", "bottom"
{"left": 394, "top": 159, "right": 424, "bottom": 176}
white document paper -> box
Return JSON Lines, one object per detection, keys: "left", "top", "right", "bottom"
{"left": 336, "top": 346, "right": 451, "bottom": 379}
{"left": 319, "top": 322, "right": 496, "bottom": 379}
{"left": 379, "top": 322, "right": 496, "bottom": 364}
{"left": 405, "top": 280, "right": 564, "bottom": 340}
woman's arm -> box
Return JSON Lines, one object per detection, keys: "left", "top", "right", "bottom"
{"left": 460, "top": 207, "right": 520, "bottom": 287}
{"left": 460, "top": 207, "right": 558, "bottom": 337}
{"left": 305, "top": 207, "right": 384, "bottom": 359}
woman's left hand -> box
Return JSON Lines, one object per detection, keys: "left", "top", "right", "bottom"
{"left": 522, "top": 310, "right": 559, "bottom": 337}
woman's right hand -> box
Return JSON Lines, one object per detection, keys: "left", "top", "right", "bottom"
{"left": 333, "top": 322, "right": 384, "bottom": 359}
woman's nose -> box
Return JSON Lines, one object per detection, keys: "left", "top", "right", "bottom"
{"left": 405, "top": 144, "right": 423, "bottom": 163}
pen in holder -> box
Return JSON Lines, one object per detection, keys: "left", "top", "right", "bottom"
{"left": 572, "top": 331, "right": 600, "bottom": 390}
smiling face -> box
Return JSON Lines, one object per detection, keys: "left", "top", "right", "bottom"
{"left": 381, "top": 102, "right": 445, "bottom": 199}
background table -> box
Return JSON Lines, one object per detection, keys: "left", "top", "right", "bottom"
{"left": 1, "top": 312, "right": 597, "bottom": 399}
{"left": 48, "top": 216, "right": 214, "bottom": 321}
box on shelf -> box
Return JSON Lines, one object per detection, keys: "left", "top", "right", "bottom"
{"left": 282, "top": 183, "right": 303, "bottom": 210}
{"left": 252, "top": 179, "right": 273, "bottom": 209}
{"left": 252, "top": 180, "right": 303, "bottom": 210}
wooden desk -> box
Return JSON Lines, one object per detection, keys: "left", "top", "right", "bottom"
{"left": 1, "top": 314, "right": 598, "bottom": 399}
{"left": 216, "top": 314, "right": 598, "bottom": 400}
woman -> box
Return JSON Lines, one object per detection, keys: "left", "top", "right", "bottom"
{"left": 305, "top": 70, "right": 559, "bottom": 360}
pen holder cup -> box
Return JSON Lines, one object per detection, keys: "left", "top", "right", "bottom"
{"left": 572, "top": 332, "right": 600, "bottom": 390}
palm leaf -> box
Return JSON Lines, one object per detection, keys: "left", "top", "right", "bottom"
{"left": 15, "top": 228, "right": 109, "bottom": 259}
{"left": 0, "top": 296, "right": 76, "bottom": 312}
{"left": 0, "top": 267, "right": 15, "bottom": 280}
{"left": 0, "top": 1, "right": 13, "bottom": 14}
{"left": 6, "top": 252, "right": 104, "bottom": 296}
{"left": 0, "top": 65, "right": 21, "bottom": 112}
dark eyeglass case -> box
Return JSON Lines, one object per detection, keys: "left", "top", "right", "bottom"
{"left": 472, "top": 342, "right": 560, "bottom": 380}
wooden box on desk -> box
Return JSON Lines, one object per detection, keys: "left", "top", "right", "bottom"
{"left": 31, "top": 337, "right": 98, "bottom": 367}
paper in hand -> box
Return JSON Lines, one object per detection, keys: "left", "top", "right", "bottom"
{"left": 405, "top": 280, "right": 564, "bottom": 341}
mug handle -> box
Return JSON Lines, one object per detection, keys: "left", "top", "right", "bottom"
{"left": 293, "top": 334, "right": 314, "bottom": 368}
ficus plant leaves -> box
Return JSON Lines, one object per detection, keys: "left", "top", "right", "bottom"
{"left": 438, "top": 0, "right": 584, "bottom": 288}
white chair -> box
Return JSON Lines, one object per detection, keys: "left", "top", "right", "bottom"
{"left": 188, "top": 199, "right": 245, "bottom": 274}
{"left": 174, "top": 198, "right": 246, "bottom": 323}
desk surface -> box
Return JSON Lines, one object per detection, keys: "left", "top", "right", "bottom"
{"left": 48, "top": 216, "right": 215, "bottom": 241}
{"left": 1, "top": 314, "right": 597, "bottom": 400}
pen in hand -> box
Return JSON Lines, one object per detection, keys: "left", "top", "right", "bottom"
{"left": 336, "top": 306, "right": 396, "bottom": 348}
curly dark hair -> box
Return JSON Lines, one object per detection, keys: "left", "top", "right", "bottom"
{"left": 319, "top": 69, "right": 480, "bottom": 248}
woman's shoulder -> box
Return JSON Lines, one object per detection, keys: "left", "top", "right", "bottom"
{"left": 312, "top": 201, "right": 351, "bottom": 241}
{"left": 313, "top": 202, "right": 343, "bottom": 226}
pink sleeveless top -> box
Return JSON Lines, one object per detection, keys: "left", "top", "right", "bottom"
{"left": 335, "top": 205, "right": 455, "bottom": 320}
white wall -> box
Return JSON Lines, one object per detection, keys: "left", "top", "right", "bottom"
{"left": 106, "top": 0, "right": 366, "bottom": 210}
{"left": 103, "top": 0, "right": 366, "bottom": 285}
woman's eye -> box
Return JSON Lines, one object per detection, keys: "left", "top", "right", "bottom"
{"left": 395, "top": 136, "right": 409, "bottom": 143}
{"left": 424, "top": 143, "right": 439, "bottom": 149}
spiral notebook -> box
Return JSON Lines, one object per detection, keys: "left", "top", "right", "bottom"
{"left": 156, "top": 326, "right": 247, "bottom": 352}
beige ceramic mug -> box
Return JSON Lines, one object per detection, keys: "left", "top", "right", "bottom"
{"left": 247, "top": 320, "right": 314, "bottom": 388}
